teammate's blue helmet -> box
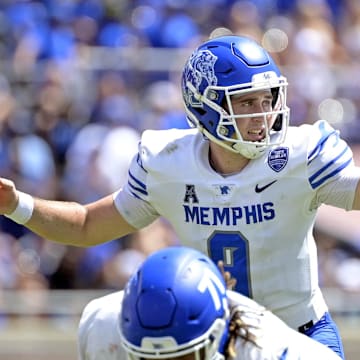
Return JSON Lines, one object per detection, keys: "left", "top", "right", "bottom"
{"left": 120, "top": 246, "right": 229, "bottom": 360}
{"left": 181, "top": 35, "right": 289, "bottom": 159}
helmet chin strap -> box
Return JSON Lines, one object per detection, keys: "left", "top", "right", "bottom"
{"left": 232, "top": 142, "right": 266, "bottom": 159}
{"left": 203, "top": 127, "right": 266, "bottom": 160}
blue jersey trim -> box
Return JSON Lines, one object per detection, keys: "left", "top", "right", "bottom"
{"left": 128, "top": 181, "right": 148, "bottom": 196}
{"left": 128, "top": 170, "right": 147, "bottom": 190}
{"left": 279, "top": 347, "right": 288, "bottom": 360}
{"left": 309, "top": 144, "right": 350, "bottom": 185}
{"left": 129, "top": 190, "right": 145, "bottom": 200}
{"left": 136, "top": 153, "right": 147, "bottom": 172}
{"left": 307, "top": 129, "right": 339, "bottom": 165}
{"left": 310, "top": 157, "right": 352, "bottom": 189}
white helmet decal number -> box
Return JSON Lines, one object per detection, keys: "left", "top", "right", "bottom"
{"left": 197, "top": 268, "right": 226, "bottom": 310}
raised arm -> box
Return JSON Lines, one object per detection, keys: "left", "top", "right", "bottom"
{"left": 0, "top": 177, "right": 136, "bottom": 247}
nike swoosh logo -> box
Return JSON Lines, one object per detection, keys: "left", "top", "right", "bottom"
{"left": 255, "top": 180, "right": 277, "bottom": 193}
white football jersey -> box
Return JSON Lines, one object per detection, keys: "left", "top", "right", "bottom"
{"left": 78, "top": 291, "right": 126, "bottom": 360}
{"left": 114, "top": 120, "right": 360, "bottom": 328}
{"left": 226, "top": 291, "right": 341, "bottom": 360}
{"left": 77, "top": 290, "right": 341, "bottom": 360}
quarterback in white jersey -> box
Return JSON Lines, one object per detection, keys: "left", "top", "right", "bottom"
{"left": 114, "top": 119, "right": 355, "bottom": 331}
{"left": 2, "top": 34, "right": 358, "bottom": 359}
{"left": 78, "top": 247, "right": 341, "bottom": 360}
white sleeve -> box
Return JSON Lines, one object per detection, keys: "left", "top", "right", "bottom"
{"left": 285, "top": 328, "right": 342, "bottom": 360}
{"left": 78, "top": 297, "right": 100, "bottom": 360}
{"left": 307, "top": 120, "right": 360, "bottom": 210}
{"left": 227, "top": 291, "right": 341, "bottom": 360}
{"left": 78, "top": 292, "right": 127, "bottom": 360}
{"left": 112, "top": 151, "right": 160, "bottom": 229}
{"left": 227, "top": 291, "right": 289, "bottom": 359}
{"left": 313, "top": 165, "right": 360, "bottom": 210}
{"left": 232, "top": 312, "right": 342, "bottom": 360}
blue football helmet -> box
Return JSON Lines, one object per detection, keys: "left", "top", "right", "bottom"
{"left": 181, "top": 35, "right": 290, "bottom": 159}
{"left": 120, "top": 246, "right": 229, "bottom": 360}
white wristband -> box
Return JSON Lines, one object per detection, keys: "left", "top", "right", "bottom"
{"left": 5, "top": 191, "right": 34, "bottom": 224}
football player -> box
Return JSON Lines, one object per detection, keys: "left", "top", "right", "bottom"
{"left": 2, "top": 35, "right": 358, "bottom": 358}
{"left": 78, "top": 246, "right": 342, "bottom": 360}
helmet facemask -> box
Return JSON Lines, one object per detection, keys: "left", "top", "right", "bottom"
{"left": 121, "top": 317, "right": 228, "bottom": 360}
{"left": 185, "top": 75, "right": 289, "bottom": 159}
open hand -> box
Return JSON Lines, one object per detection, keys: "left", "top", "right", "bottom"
{"left": 0, "top": 178, "right": 19, "bottom": 215}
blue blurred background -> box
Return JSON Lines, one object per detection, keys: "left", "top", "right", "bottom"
{"left": 0, "top": 1, "right": 359, "bottom": 358}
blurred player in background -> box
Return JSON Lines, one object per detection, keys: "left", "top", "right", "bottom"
{"left": 2, "top": 34, "right": 360, "bottom": 358}
{"left": 78, "top": 246, "right": 341, "bottom": 360}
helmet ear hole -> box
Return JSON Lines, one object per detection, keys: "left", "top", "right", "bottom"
{"left": 196, "top": 108, "right": 206, "bottom": 116}
{"left": 272, "top": 115, "right": 282, "bottom": 131}
{"left": 271, "top": 87, "right": 283, "bottom": 131}
{"left": 271, "top": 87, "right": 280, "bottom": 107}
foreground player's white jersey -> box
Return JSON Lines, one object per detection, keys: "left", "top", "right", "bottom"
{"left": 77, "top": 290, "right": 341, "bottom": 360}
{"left": 227, "top": 291, "right": 341, "bottom": 360}
{"left": 114, "top": 120, "right": 359, "bottom": 328}
{"left": 78, "top": 291, "right": 126, "bottom": 360}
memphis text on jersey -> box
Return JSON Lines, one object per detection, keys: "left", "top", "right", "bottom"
{"left": 183, "top": 184, "right": 275, "bottom": 226}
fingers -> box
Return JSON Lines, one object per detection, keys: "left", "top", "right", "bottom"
{"left": 217, "top": 260, "right": 237, "bottom": 290}
{"left": 0, "top": 178, "right": 14, "bottom": 189}
{"left": 227, "top": 278, "right": 237, "bottom": 291}
{"left": 218, "top": 260, "right": 225, "bottom": 276}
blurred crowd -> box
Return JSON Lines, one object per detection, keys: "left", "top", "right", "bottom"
{"left": 1, "top": 0, "right": 360, "bottom": 296}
